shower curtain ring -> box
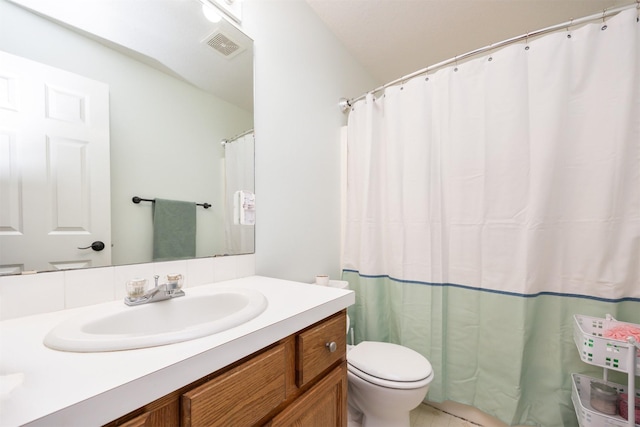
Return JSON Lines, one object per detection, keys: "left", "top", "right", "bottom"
{"left": 601, "top": 10, "right": 608, "bottom": 30}
{"left": 567, "top": 19, "right": 573, "bottom": 38}
{"left": 454, "top": 56, "right": 459, "bottom": 72}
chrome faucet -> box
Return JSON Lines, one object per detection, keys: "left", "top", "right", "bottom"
{"left": 124, "top": 275, "right": 185, "bottom": 306}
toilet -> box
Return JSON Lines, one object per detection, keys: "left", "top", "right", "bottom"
{"left": 346, "top": 341, "right": 434, "bottom": 427}
{"left": 330, "top": 281, "right": 434, "bottom": 427}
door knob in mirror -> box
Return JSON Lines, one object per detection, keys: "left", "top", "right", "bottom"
{"left": 78, "top": 241, "right": 106, "bottom": 251}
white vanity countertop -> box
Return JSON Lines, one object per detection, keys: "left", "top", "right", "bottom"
{"left": 0, "top": 276, "right": 354, "bottom": 427}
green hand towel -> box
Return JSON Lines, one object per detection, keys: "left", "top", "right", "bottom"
{"left": 152, "top": 198, "right": 197, "bottom": 261}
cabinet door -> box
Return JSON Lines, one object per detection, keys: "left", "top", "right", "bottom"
{"left": 270, "top": 362, "right": 347, "bottom": 427}
{"left": 104, "top": 397, "right": 179, "bottom": 427}
{"left": 182, "top": 344, "right": 286, "bottom": 427}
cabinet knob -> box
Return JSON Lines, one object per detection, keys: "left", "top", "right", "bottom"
{"left": 325, "top": 341, "right": 337, "bottom": 353}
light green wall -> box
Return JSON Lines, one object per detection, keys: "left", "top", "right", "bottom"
{"left": 243, "top": 0, "right": 378, "bottom": 283}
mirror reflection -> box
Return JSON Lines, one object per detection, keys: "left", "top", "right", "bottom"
{"left": 0, "top": 0, "right": 255, "bottom": 275}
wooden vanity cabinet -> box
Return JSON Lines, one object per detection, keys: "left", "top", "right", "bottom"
{"left": 269, "top": 363, "right": 347, "bottom": 427}
{"left": 181, "top": 344, "right": 287, "bottom": 426}
{"left": 105, "top": 310, "right": 347, "bottom": 427}
{"left": 296, "top": 310, "right": 346, "bottom": 388}
{"left": 115, "top": 398, "right": 179, "bottom": 427}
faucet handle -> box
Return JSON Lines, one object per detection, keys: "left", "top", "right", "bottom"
{"left": 125, "top": 278, "right": 147, "bottom": 299}
{"left": 166, "top": 273, "right": 184, "bottom": 292}
{"left": 154, "top": 275, "right": 159, "bottom": 287}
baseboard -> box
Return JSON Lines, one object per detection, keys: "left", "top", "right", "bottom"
{"left": 426, "top": 400, "right": 528, "bottom": 427}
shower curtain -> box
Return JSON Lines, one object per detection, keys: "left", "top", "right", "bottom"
{"left": 343, "top": 9, "right": 639, "bottom": 426}
{"left": 224, "top": 131, "right": 255, "bottom": 254}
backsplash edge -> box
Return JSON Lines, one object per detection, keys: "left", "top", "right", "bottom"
{"left": 0, "top": 254, "right": 256, "bottom": 321}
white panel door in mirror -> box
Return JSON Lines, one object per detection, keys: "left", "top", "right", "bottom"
{"left": 0, "top": 51, "right": 111, "bottom": 274}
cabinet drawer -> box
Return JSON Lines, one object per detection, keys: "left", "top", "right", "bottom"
{"left": 296, "top": 312, "right": 346, "bottom": 387}
{"left": 181, "top": 344, "right": 286, "bottom": 427}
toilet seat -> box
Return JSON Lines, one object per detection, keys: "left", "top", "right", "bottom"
{"left": 347, "top": 341, "right": 433, "bottom": 390}
{"left": 348, "top": 363, "right": 434, "bottom": 390}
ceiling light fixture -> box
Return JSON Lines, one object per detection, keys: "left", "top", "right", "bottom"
{"left": 201, "top": 2, "right": 222, "bottom": 23}
{"left": 199, "top": 0, "right": 243, "bottom": 24}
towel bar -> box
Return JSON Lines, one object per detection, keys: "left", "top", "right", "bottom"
{"left": 132, "top": 196, "right": 211, "bottom": 209}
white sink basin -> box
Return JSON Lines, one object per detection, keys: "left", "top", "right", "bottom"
{"left": 44, "top": 287, "right": 268, "bottom": 352}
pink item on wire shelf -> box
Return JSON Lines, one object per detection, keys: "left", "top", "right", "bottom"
{"left": 604, "top": 324, "right": 640, "bottom": 357}
{"left": 604, "top": 324, "right": 640, "bottom": 341}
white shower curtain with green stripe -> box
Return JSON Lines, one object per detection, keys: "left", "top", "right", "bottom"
{"left": 343, "top": 9, "right": 639, "bottom": 426}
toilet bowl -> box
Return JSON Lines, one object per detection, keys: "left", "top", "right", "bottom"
{"left": 347, "top": 341, "right": 434, "bottom": 427}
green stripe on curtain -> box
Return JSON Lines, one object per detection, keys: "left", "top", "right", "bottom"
{"left": 343, "top": 270, "right": 640, "bottom": 426}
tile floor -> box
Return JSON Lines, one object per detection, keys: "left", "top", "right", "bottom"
{"left": 410, "top": 403, "right": 480, "bottom": 427}
{"left": 348, "top": 403, "right": 480, "bottom": 427}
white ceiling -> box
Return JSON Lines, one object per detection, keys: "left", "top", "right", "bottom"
{"left": 306, "top": 0, "right": 629, "bottom": 88}
{"left": 8, "top": 0, "right": 632, "bottom": 110}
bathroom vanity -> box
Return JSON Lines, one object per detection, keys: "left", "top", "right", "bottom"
{"left": 0, "top": 276, "right": 354, "bottom": 426}
{"left": 107, "top": 311, "right": 347, "bottom": 426}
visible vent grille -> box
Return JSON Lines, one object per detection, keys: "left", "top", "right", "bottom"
{"left": 204, "top": 31, "right": 243, "bottom": 58}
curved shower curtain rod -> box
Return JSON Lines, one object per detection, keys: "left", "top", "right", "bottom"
{"left": 340, "top": 1, "right": 639, "bottom": 113}
{"left": 220, "top": 128, "right": 254, "bottom": 146}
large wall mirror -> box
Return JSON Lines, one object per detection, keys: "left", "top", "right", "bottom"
{"left": 0, "top": 0, "right": 254, "bottom": 275}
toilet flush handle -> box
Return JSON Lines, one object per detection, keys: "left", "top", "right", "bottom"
{"left": 325, "top": 341, "right": 337, "bottom": 352}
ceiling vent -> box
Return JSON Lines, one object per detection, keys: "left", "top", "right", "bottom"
{"left": 202, "top": 30, "right": 245, "bottom": 59}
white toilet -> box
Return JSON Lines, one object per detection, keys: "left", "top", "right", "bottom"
{"left": 346, "top": 340, "right": 434, "bottom": 427}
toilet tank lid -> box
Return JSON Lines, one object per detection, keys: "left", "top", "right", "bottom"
{"left": 347, "top": 341, "right": 432, "bottom": 382}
